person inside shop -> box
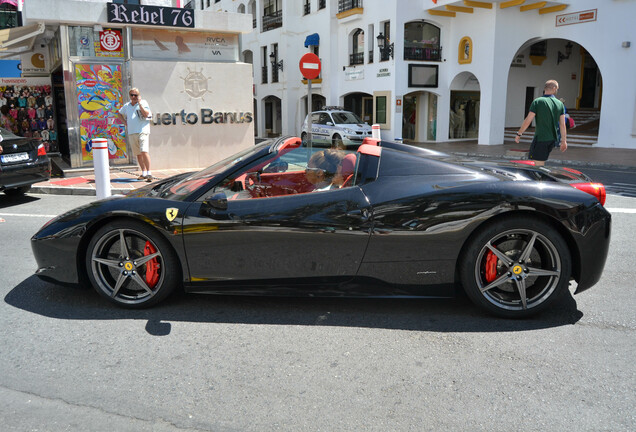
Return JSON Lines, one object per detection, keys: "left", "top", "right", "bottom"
{"left": 118, "top": 87, "right": 153, "bottom": 181}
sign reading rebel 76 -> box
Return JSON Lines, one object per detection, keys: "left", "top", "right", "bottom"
{"left": 107, "top": 3, "right": 194, "bottom": 28}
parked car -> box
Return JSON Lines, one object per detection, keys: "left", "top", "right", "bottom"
{"left": 31, "top": 136, "right": 610, "bottom": 318}
{"left": 301, "top": 107, "right": 372, "bottom": 148}
{"left": 0, "top": 128, "right": 51, "bottom": 196}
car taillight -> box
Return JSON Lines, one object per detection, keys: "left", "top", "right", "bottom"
{"left": 571, "top": 182, "right": 606, "bottom": 206}
{"left": 511, "top": 160, "right": 535, "bottom": 166}
{"left": 37, "top": 143, "right": 47, "bottom": 156}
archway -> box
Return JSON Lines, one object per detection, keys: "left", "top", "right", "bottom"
{"left": 506, "top": 38, "right": 602, "bottom": 144}
{"left": 402, "top": 91, "right": 438, "bottom": 142}
{"left": 449, "top": 72, "right": 480, "bottom": 139}
{"left": 343, "top": 92, "right": 373, "bottom": 124}
{"left": 301, "top": 93, "right": 326, "bottom": 119}
{"left": 262, "top": 95, "right": 281, "bottom": 137}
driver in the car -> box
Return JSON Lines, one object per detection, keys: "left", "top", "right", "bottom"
{"left": 305, "top": 149, "right": 345, "bottom": 191}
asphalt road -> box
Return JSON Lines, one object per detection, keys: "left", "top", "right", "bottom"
{"left": 0, "top": 192, "right": 634, "bottom": 432}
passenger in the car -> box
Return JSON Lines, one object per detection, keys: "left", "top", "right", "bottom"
{"left": 332, "top": 153, "right": 356, "bottom": 188}
{"left": 305, "top": 149, "right": 345, "bottom": 191}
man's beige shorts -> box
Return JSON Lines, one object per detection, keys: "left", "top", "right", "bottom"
{"left": 128, "top": 133, "right": 149, "bottom": 156}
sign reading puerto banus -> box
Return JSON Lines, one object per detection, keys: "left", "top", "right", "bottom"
{"left": 107, "top": 3, "right": 194, "bottom": 28}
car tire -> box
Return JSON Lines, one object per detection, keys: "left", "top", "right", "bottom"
{"left": 4, "top": 186, "right": 31, "bottom": 196}
{"left": 85, "top": 220, "right": 181, "bottom": 308}
{"left": 332, "top": 135, "right": 345, "bottom": 150}
{"left": 301, "top": 132, "right": 308, "bottom": 146}
{"left": 459, "top": 215, "right": 571, "bottom": 318}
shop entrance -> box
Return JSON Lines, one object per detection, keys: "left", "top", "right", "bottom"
{"left": 402, "top": 91, "right": 437, "bottom": 142}
{"left": 263, "top": 95, "right": 281, "bottom": 137}
{"left": 449, "top": 72, "right": 480, "bottom": 140}
{"left": 343, "top": 92, "right": 373, "bottom": 124}
{"left": 51, "top": 66, "right": 69, "bottom": 161}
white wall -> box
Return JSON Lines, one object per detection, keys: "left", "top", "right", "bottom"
{"left": 135, "top": 61, "right": 254, "bottom": 169}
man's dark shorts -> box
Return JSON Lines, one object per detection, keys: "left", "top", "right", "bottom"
{"left": 528, "top": 137, "right": 555, "bottom": 162}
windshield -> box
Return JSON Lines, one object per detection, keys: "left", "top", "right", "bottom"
{"left": 331, "top": 111, "right": 363, "bottom": 125}
{"left": 156, "top": 142, "right": 271, "bottom": 200}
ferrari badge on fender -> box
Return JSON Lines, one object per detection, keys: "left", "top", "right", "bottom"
{"left": 166, "top": 208, "right": 179, "bottom": 222}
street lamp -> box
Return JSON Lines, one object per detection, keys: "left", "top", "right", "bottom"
{"left": 269, "top": 52, "right": 284, "bottom": 71}
{"left": 376, "top": 32, "right": 394, "bottom": 60}
{"left": 557, "top": 41, "right": 573, "bottom": 64}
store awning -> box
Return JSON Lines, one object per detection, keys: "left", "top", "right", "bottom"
{"left": 0, "top": 22, "right": 45, "bottom": 58}
{"left": 304, "top": 33, "right": 319, "bottom": 47}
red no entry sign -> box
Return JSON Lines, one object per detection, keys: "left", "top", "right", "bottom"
{"left": 299, "top": 53, "right": 321, "bottom": 80}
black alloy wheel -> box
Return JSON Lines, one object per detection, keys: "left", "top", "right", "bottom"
{"left": 459, "top": 215, "right": 571, "bottom": 318}
{"left": 86, "top": 220, "right": 181, "bottom": 308}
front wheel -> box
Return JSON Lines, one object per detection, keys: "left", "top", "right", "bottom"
{"left": 85, "top": 220, "right": 181, "bottom": 308}
{"left": 301, "top": 132, "right": 308, "bottom": 146}
{"left": 459, "top": 215, "right": 571, "bottom": 318}
{"left": 332, "top": 135, "right": 345, "bottom": 150}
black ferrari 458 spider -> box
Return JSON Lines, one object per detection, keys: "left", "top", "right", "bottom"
{"left": 32, "top": 136, "right": 611, "bottom": 318}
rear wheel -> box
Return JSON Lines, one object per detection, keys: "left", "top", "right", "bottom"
{"left": 4, "top": 186, "right": 31, "bottom": 196}
{"left": 459, "top": 215, "right": 571, "bottom": 318}
{"left": 85, "top": 220, "right": 181, "bottom": 308}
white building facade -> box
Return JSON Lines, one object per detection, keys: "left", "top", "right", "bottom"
{"left": 206, "top": 0, "right": 636, "bottom": 151}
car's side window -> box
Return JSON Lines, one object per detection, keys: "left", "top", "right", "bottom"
{"left": 319, "top": 113, "right": 330, "bottom": 125}
{"left": 311, "top": 113, "right": 321, "bottom": 124}
{"left": 211, "top": 147, "right": 359, "bottom": 201}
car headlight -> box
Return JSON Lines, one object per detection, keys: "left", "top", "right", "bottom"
{"left": 343, "top": 128, "right": 355, "bottom": 134}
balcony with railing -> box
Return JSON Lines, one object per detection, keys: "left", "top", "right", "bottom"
{"left": 272, "top": 68, "right": 279, "bottom": 83}
{"left": 0, "top": 9, "right": 20, "bottom": 29}
{"left": 404, "top": 45, "right": 442, "bottom": 62}
{"left": 319, "top": 0, "right": 326, "bottom": 10}
{"left": 262, "top": 10, "right": 282, "bottom": 32}
{"left": 337, "top": 0, "right": 362, "bottom": 18}
{"left": 303, "top": 2, "right": 310, "bottom": 15}
{"left": 349, "top": 52, "right": 364, "bottom": 66}
{"left": 338, "top": 0, "right": 362, "bottom": 13}
{"left": 368, "top": 49, "right": 373, "bottom": 63}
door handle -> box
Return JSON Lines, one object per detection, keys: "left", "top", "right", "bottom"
{"left": 346, "top": 209, "right": 370, "bottom": 221}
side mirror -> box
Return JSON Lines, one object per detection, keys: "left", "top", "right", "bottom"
{"left": 201, "top": 192, "right": 228, "bottom": 215}
{"left": 326, "top": 122, "right": 334, "bottom": 126}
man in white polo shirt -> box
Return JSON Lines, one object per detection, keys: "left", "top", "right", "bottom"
{"left": 118, "top": 87, "right": 153, "bottom": 181}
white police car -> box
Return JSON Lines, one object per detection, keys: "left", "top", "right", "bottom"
{"left": 301, "top": 107, "right": 372, "bottom": 148}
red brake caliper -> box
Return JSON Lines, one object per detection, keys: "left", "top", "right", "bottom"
{"left": 144, "top": 241, "right": 160, "bottom": 288}
{"left": 484, "top": 250, "right": 498, "bottom": 283}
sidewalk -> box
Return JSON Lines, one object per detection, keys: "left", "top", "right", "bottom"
{"left": 30, "top": 140, "right": 636, "bottom": 196}
{"left": 31, "top": 166, "right": 197, "bottom": 196}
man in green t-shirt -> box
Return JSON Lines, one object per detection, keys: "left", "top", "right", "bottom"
{"left": 514, "top": 80, "right": 567, "bottom": 166}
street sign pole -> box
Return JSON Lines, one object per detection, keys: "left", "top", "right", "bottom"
{"left": 299, "top": 53, "right": 322, "bottom": 159}
{"left": 307, "top": 78, "right": 312, "bottom": 157}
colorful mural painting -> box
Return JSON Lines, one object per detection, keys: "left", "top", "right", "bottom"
{"left": 75, "top": 63, "right": 127, "bottom": 162}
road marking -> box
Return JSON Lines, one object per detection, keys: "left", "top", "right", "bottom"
{"left": 606, "top": 208, "right": 636, "bottom": 214}
{"left": 0, "top": 213, "right": 57, "bottom": 218}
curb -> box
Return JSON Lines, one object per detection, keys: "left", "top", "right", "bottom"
{"left": 447, "top": 151, "right": 636, "bottom": 171}
{"left": 30, "top": 186, "right": 129, "bottom": 196}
